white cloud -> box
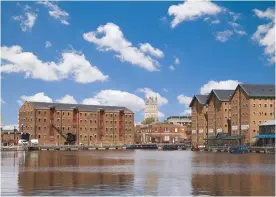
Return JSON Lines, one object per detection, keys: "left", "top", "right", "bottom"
{"left": 200, "top": 80, "right": 240, "bottom": 94}
{"left": 1, "top": 45, "right": 108, "bottom": 83}
{"left": 211, "top": 19, "right": 220, "bottom": 24}
{"left": 160, "top": 16, "right": 168, "bottom": 23}
{"left": 168, "top": 0, "right": 222, "bottom": 28}
{"left": 169, "top": 65, "right": 175, "bottom": 71}
{"left": 252, "top": 8, "right": 275, "bottom": 64}
{"left": 174, "top": 56, "right": 180, "bottom": 64}
{"left": 234, "top": 29, "right": 247, "bottom": 36}
{"left": 18, "top": 92, "right": 53, "bottom": 105}
{"left": 228, "top": 21, "right": 240, "bottom": 27}
{"left": 82, "top": 90, "right": 145, "bottom": 112}
{"left": 56, "top": 95, "right": 77, "bottom": 104}
{"left": 13, "top": 7, "right": 37, "bottom": 32}
{"left": 83, "top": 23, "right": 161, "bottom": 71}
{"left": 158, "top": 111, "right": 165, "bottom": 118}
{"left": 177, "top": 94, "right": 192, "bottom": 108}
{"left": 2, "top": 124, "right": 19, "bottom": 130}
{"left": 181, "top": 109, "right": 192, "bottom": 116}
{"left": 45, "top": 41, "right": 52, "bottom": 48}
{"left": 215, "top": 30, "right": 233, "bottom": 42}
{"left": 37, "top": 1, "right": 69, "bottom": 25}
{"left": 1, "top": 98, "right": 5, "bottom": 104}
{"left": 136, "top": 88, "right": 168, "bottom": 106}
{"left": 139, "top": 43, "right": 164, "bottom": 58}
{"left": 163, "top": 88, "right": 168, "bottom": 93}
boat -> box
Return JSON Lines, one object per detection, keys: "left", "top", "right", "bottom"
{"left": 162, "top": 144, "right": 187, "bottom": 150}
{"left": 229, "top": 145, "right": 249, "bottom": 153}
{"left": 125, "top": 144, "right": 158, "bottom": 150}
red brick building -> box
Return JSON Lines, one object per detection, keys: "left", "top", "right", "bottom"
{"left": 19, "top": 101, "right": 134, "bottom": 145}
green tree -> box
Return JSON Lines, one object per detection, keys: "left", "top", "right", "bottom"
{"left": 141, "top": 117, "right": 155, "bottom": 125}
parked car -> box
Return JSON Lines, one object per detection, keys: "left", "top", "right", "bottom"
{"left": 18, "top": 139, "right": 28, "bottom": 146}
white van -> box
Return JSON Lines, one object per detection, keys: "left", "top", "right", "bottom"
{"left": 18, "top": 139, "right": 28, "bottom": 146}
{"left": 30, "top": 139, "right": 39, "bottom": 145}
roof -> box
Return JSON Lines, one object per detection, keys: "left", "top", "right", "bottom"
{"left": 260, "top": 120, "right": 276, "bottom": 126}
{"left": 28, "top": 102, "right": 133, "bottom": 113}
{"left": 167, "top": 116, "right": 191, "bottom": 120}
{"left": 206, "top": 89, "right": 235, "bottom": 103}
{"left": 239, "top": 84, "right": 275, "bottom": 98}
{"left": 189, "top": 95, "right": 208, "bottom": 107}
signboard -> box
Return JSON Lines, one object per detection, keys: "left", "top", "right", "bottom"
{"left": 217, "top": 128, "right": 222, "bottom": 133}
{"left": 192, "top": 130, "right": 196, "bottom": 134}
{"left": 232, "top": 126, "right": 238, "bottom": 131}
{"left": 199, "top": 129, "right": 204, "bottom": 133}
{"left": 208, "top": 129, "right": 214, "bottom": 133}
{"left": 241, "top": 125, "right": 249, "bottom": 130}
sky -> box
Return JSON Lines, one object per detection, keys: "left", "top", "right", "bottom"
{"left": 1, "top": 1, "right": 275, "bottom": 127}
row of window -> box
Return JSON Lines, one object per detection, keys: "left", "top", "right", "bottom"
{"left": 37, "top": 134, "right": 132, "bottom": 139}
{"left": 253, "top": 103, "right": 273, "bottom": 108}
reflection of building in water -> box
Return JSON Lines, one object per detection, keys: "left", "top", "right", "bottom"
{"left": 17, "top": 152, "right": 134, "bottom": 195}
{"left": 191, "top": 153, "right": 275, "bottom": 196}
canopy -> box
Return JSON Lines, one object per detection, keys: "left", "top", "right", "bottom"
{"left": 253, "top": 134, "right": 276, "bottom": 139}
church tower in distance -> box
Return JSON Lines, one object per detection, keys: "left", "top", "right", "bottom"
{"left": 144, "top": 96, "right": 158, "bottom": 122}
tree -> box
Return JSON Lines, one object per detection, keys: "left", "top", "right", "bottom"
{"left": 141, "top": 117, "right": 155, "bottom": 125}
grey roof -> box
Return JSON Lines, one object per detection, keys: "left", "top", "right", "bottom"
{"left": 207, "top": 89, "right": 234, "bottom": 103}
{"left": 189, "top": 95, "right": 208, "bottom": 107}
{"left": 29, "top": 102, "right": 133, "bottom": 113}
{"left": 240, "top": 84, "right": 275, "bottom": 98}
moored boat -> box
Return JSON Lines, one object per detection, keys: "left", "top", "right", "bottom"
{"left": 125, "top": 144, "right": 158, "bottom": 150}
{"left": 230, "top": 145, "right": 249, "bottom": 153}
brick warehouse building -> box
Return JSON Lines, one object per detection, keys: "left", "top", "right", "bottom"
{"left": 189, "top": 83, "right": 275, "bottom": 145}
{"left": 19, "top": 101, "right": 134, "bottom": 145}
{"left": 230, "top": 84, "right": 275, "bottom": 143}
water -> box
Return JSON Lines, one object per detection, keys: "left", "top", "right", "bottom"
{"left": 1, "top": 150, "right": 275, "bottom": 196}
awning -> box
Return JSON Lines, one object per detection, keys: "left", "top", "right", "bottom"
{"left": 253, "top": 134, "right": 276, "bottom": 139}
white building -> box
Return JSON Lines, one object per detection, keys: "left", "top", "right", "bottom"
{"left": 144, "top": 96, "right": 158, "bottom": 122}
{"left": 167, "top": 116, "right": 192, "bottom": 126}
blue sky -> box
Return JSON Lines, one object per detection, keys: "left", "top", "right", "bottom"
{"left": 1, "top": 1, "right": 275, "bottom": 126}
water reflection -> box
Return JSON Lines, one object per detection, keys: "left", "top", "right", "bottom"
{"left": 1, "top": 150, "right": 275, "bottom": 196}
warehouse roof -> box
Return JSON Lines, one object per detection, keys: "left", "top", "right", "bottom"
{"left": 28, "top": 102, "right": 133, "bottom": 113}
{"left": 189, "top": 95, "right": 208, "bottom": 107}
{"left": 206, "top": 89, "right": 234, "bottom": 103}
{"left": 240, "top": 84, "right": 275, "bottom": 98}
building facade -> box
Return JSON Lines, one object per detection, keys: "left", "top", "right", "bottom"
{"left": 206, "top": 90, "right": 233, "bottom": 136}
{"left": 137, "top": 123, "right": 191, "bottom": 144}
{"left": 189, "top": 95, "right": 208, "bottom": 145}
{"left": 144, "top": 97, "right": 158, "bottom": 122}
{"left": 230, "top": 84, "right": 275, "bottom": 143}
{"left": 166, "top": 116, "right": 191, "bottom": 126}
{"left": 18, "top": 101, "right": 134, "bottom": 145}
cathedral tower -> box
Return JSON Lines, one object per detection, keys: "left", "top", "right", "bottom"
{"left": 144, "top": 96, "right": 158, "bottom": 122}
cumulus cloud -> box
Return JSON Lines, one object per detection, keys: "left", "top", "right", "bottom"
{"left": 45, "top": 41, "right": 52, "bottom": 48}
{"left": 37, "top": 1, "right": 70, "bottom": 25}
{"left": 177, "top": 94, "right": 192, "bottom": 116}
{"left": 18, "top": 92, "right": 53, "bottom": 105}
{"left": 168, "top": 0, "right": 222, "bottom": 28}
{"left": 136, "top": 88, "right": 168, "bottom": 106}
{"left": 139, "top": 43, "right": 164, "bottom": 58}
{"left": 169, "top": 65, "right": 175, "bottom": 71}
{"left": 252, "top": 8, "right": 275, "bottom": 64}
{"left": 56, "top": 95, "right": 77, "bottom": 104}
{"left": 163, "top": 88, "right": 168, "bottom": 93}
{"left": 174, "top": 56, "right": 180, "bottom": 64}
{"left": 82, "top": 90, "right": 145, "bottom": 112}
{"left": 13, "top": 5, "right": 37, "bottom": 32}
{"left": 211, "top": 19, "right": 220, "bottom": 24}
{"left": 200, "top": 80, "right": 240, "bottom": 94}
{"left": 181, "top": 109, "right": 192, "bottom": 116}
{"left": 83, "top": 23, "right": 162, "bottom": 71}
{"left": 158, "top": 111, "right": 165, "bottom": 118}
{"left": 1, "top": 45, "right": 108, "bottom": 83}
{"left": 215, "top": 30, "right": 233, "bottom": 42}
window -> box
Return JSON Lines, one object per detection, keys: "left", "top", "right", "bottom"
{"left": 38, "top": 127, "right": 41, "bottom": 130}
{"left": 264, "top": 104, "right": 267, "bottom": 108}
{"left": 106, "top": 128, "right": 108, "bottom": 132}
{"left": 225, "top": 124, "right": 227, "bottom": 127}
{"left": 44, "top": 111, "right": 46, "bottom": 115}
{"left": 253, "top": 112, "right": 255, "bottom": 116}
{"left": 90, "top": 120, "right": 92, "bottom": 124}
{"left": 259, "top": 121, "right": 261, "bottom": 124}
{"left": 38, "top": 111, "right": 41, "bottom": 114}
{"left": 85, "top": 113, "right": 87, "bottom": 116}
{"left": 80, "top": 113, "right": 82, "bottom": 116}
{"left": 63, "top": 112, "right": 65, "bottom": 115}
{"left": 265, "top": 113, "right": 267, "bottom": 116}
{"left": 38, "top": 118, "right": 41, "bottom": 122}
{"left": 90, "top": 128, "right": 92, "bottom": 131}
{"left": 270, "top": 113, "right": 273, "bottom": 116}
{"left": 94, "top": 135, "right": 97, "bottom": 138}
{"left": 57, "top": 112, "right": 60, "bottom": 115}
{"left": 175, "top": 128, "right": 178, "bottom": 132}
{"left": 68, "top": 127, "right": 70, "bottom": 130}
{"left": 80, "top": 127, "right": 82, "bottom": 131}
{"left": 259, "top": 104, "right": 261, "bottom": 107}
{"left": 253, "top": 104, "right": 255, "bottom": 107}
{"left": 84, "top": 136, "right": 87, "bottom": 140}
{"left": 63, "top": 127, "right": 65, "bottom": 130}
{"left": 68, "top": 112, "right": 70, "bottom": 115}
{"left": 80, "top": 119, "right": 82, "bottom": 123}
{"left": 253, "top": 130, "right": 256, "bottom": 132}
{"left": 253, "top": 121, "right": 256, "bottom": 124}
{"left": 164, "top": 128, "right": 169, "bottom": 132}
{"left": 80, "top": 135, "right": 82, "bottom": 139}
{"left": 259, "top": 112, "right": 261, "bottom": 116}
{"left": 44, "top": 119, "right": 46, "bottom": 122}
{"left": 270, "top": 104, "right": 273, "bottom": 107}
{"left": 90, "top": 136, "right": 92, "bottom": 140}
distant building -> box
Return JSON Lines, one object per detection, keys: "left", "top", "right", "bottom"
{"left": 19, "top": 101, "right": 134, "bottom": 145}
{"left": 136, "top": 123, "right": 191, "bottom": 144}
{"left": 1, "top": 128, "right": 20, "bottom": 146}
{"left": 166, "top": 116, "right": 191, "bottom": 126}
{"left": 144, "top": 96, "right": 158, "bottom": 122}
